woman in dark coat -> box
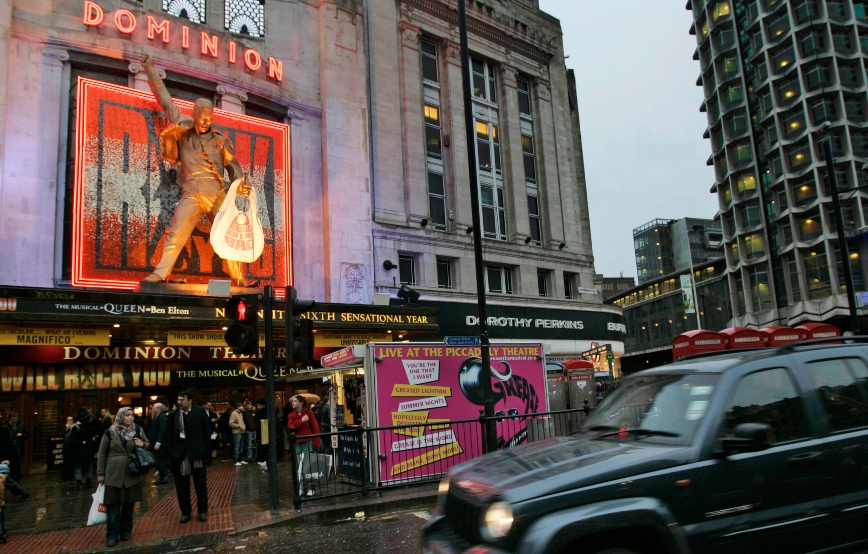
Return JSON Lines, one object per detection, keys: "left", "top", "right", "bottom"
{"left": 68, "top": 408, "right": 95, "bottom": 490}
{"left": 97, "top": 407, "right": 148, "bottom": 547}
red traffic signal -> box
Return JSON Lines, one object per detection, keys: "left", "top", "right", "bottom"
{"left": 225, "top": 294, "right": 259, "bottom": 355}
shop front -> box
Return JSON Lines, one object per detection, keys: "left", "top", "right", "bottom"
{"left": 0, "top": 287, "right": 438, "bottom": 473}
{"left": 416, "top": 300, "right": 626, "bottom": 380}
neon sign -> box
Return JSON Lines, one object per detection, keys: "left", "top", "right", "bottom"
{"left": 71, "top": 77, "right": 292, "bottom": 291}
{"left": 82, "top": 1, "right": 283, "bottom": 82}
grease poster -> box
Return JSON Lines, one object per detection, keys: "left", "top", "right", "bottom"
{"left": 373, "top": 343, "right": 547, "bottom": 482}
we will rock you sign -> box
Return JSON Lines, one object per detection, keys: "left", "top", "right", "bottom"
{"left": 71, "top": 78, "right": 291, "bottom": 289}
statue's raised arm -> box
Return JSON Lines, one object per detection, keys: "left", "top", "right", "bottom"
{"left": 142, "top": 55, "right": 185, "bottom": 125}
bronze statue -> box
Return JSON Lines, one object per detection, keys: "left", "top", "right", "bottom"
{"left": 141, "top": 54, "right": 256, "bottom": 287}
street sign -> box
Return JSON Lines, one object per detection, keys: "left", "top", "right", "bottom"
{"left": 606, "top": 353, "right": 615, "bottom": 360}
{"left": 444, "top": 335, "right": 481, "bottom": 346}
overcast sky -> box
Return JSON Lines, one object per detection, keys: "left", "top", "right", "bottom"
{"left": 537, "top": 1, "right": 717, "bottom": 280}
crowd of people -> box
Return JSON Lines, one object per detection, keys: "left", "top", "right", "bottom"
{"left": 0, "top": 390, "right": 333, "bottom": 547}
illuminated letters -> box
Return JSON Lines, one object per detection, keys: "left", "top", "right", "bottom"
{"left": 200, "top": 32, "right": 218, "bottom": 58}
{"left": 114, "top": 9, "right": 136, "bottom": 34}
{"left": 83, "top": 1, "right": 104, "bottom": 26}
{"left": 244, "top": 48, "right": 262, "bottom": 71}
{"left": 182, "top": 25, "right": 190, "bottom": 49}
{"left": 147, "top": 16, "right": 170, "bottom": 43}
{"left": 267, "top": 57, "right": 283, "bottom": 82}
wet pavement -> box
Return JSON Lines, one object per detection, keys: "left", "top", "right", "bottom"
{"left": 2, "top": 456, "right": 438, "bottom": 553}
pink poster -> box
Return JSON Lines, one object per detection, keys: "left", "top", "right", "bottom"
{"left": 373, "top": 343, "right": 547, "bottom": 483}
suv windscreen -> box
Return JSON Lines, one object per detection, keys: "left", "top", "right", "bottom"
{"left": 580, "top": 373, "right": 719, "bottom": 445}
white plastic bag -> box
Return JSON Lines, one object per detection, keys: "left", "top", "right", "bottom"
{"left": 87, "top": 483, "right": 107, "bottom": 526}
{"left": 210, "top": 179, "right": 265, "bottom": 263}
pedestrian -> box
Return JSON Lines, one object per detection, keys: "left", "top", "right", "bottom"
{"left": 165, "top": 390, "right": 212, "bottom": 523}
{"left": 287, "top": 394, "right": 321, "bottom": 496}
{"left": 0, "top": 424, "right": 30, "bottom": 502}
{"left": 242, "top": 401, "right": 256, "bottom": 462}
{"left": 228, "top": 401, "right": 246, "bottom": 465}
{"left": 254, "top": 399, "right": 268, "bottom": 470}
{"left": 147, "top": 403, "right": 170, "bottom": 484}
{"left": 97, "top": 407, "right": 149, "bottom": 547}
{"left": 203, "top": 401, "right": 218, "bottom": 466}
{"left": 1, "top": 413, "right": 28, "bottom": 482}
{"left": 99, "top": 408, "right": 113, "bottom": 435}
{"left": 68, "top": 408, "right": 95, "bottom": 490}
{"left": 217, "top": 406, "right": 232, "bottom": 459}
{"left": 317, "top": 396, "right": 331, "bottom": 453}
{"left": 60, "top": 415, "right": 75, "bottom": 482}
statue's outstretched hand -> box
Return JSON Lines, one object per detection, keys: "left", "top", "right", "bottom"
{"left": 237, "top": 175, "right": 251, "bottom": 197}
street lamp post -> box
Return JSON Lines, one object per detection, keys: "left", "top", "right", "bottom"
{"left": 687, "top": 225, "right": 704, "bottom": 330}
{"left": 820, "top": 130, "right": 861, "bottom": 334}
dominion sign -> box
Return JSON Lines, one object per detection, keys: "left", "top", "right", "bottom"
{"left": 71, "top": 77, "right": 291, "bottom": 290}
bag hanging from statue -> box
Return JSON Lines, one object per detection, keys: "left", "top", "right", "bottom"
{"left": 210, "top": 179, "right": 265, "bottom": 263}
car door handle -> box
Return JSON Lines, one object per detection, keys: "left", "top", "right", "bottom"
{"left": 788, "top": 452, "right": 823, "bottom": 465}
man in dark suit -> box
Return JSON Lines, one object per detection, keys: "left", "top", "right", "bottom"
{"left": 147, "top": 403, "right": 170, "bottom": 484}
{"left": 165, "top": 390, "right": 211, "bottom": 523}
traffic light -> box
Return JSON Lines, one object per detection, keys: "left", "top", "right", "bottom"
{"left": 292, "top": 317, "right": 314, "bottom": 364}
{"left": 285, "top": 286, "right": 316, "bottom": 366}
{"left": 224, "top": 294, "right": 260, "bottom": 355}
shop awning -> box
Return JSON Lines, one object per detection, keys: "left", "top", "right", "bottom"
{"left": 671, "top": 330, "right": 726, "bottom": 362}
{"left": 760, "top": 326, "right": 807, "bottom": 347}
{"left": 720, "top": 327, "right": 767, "bottom": 350}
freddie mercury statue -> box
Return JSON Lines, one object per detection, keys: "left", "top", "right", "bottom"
{"left": 141, "top": 54, "right": 255, "bottom": 287}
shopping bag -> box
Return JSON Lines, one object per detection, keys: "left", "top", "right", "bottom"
{"left": 210, "top": 179, "right": 265, "bottom": 263}
{"left": 87, "top": 484, "right": 108, "bottom": 526}
{"left": 299, "top": 452, "right": 333, "bottom": 488}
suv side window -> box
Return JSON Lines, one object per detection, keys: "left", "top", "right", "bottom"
{"left": 806, "top": 357, "right": 868, "bottom": 432}
{"left": 725, "top": 367, "right": 810, "bottom": 444}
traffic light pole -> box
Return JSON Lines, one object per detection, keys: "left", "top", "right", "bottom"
{"left": 263, "top": 285, "right": 279, "bottom": 515}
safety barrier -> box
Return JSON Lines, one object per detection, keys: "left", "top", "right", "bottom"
{"left": 287, "top": 407, "right": 590, "bottom": 509}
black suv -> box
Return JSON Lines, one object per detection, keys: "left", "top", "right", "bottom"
{"left": 423, "top": 341, "right": 868, "bottom": 554}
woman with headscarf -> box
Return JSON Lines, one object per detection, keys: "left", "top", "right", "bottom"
{"left": 97, "top": 407, "right": 149, "bottom": 547}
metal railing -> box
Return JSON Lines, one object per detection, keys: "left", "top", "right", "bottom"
{"left": 286, "top": 407, "right": 590, "bottom": 509}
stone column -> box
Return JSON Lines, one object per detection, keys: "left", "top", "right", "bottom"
{"left": 534, "top": 79, "right": 566, "bottom": 249}
{"left": 0, "top": 43, "right": 69, "bottom": 286}
{"left": 217, "top": 84, "right": 248, "bottom": 114}
{"left": 397, "top": 19, "right": 428, "bottom": 226}
{"left": 499, "top": 63, "right": 531, "bottom": 243}
{"left": 442, "top": 40, "right": 473, "bottom": 234}
{"left": 0, "top": 0, "right": 12, "bottom": 199}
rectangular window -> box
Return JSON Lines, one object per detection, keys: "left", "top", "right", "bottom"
{"left": 833, "top": 32, "right": 854, "bottom": 54}
{"left": 749, "top": 265, "right": 773, "bottom": 310}
{"left": 788, "top": 255, "right": 802, "bottom": 302}
{"left": 421, "top": 38, "right": 439, "bottom": 83}
{"left": 805, "top": 65, "right": 832, "bottom": 91}
{"left": 740, "top": 201, "right": 762, "bottom": 227}
{"left": 805, "top": 250, "right": 831, "bottom": 299}
{"left": 811, "top": 98, "right": 837, "bottom": 123}
{"left": 795, "top": 0, "right": 819, "bottom": 23}
{"left": 424, "top": 104, "right": 442, "bottom": 159}
{"left": 486, "top": 265, "right": 513, "bottom": 294}
{"left": 806, "top": 358, "right": 868, "bottom": 432}
{"left": 735, "top": 271, "right": 746, "bottom": 315}
{"left": 537, "top": 271, "right": 549, "bottom": 297}
{"left": 528, "top": 189, "right": 541, "bottom": 245}
{"left": 471, "top": 58, "right": 497, "bottom": 103}
{"left": 783, "top": 110, "right": 806, "bottom": 138}
{"left": 564, "top": 274, "right": 574, "bottom": 299}
{"left": 517, "top": 77, "right": 532, "bottom": 117}
{"left": 399, "top": 254, "right": 415, "bottom": 285}
{"left": 839, "top": 65, "right": 859, "bottom": 87}
{"left": 427, "top": 171, "right": 447, "bottom": 229}
{"left": 436, "top": 258, "right": 452, "bottom": 289}
{"left": 834, "top": 245, "right": 865, "bottom": 292}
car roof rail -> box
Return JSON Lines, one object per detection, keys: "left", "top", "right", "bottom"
{"left": 774, "top": 335, "right": 868, "bottom": 355}
{"left": 678, "top": 347, "right": 771, "bottom": 362}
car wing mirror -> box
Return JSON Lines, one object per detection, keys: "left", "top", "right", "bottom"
{"left": 720, "top": 423, "right": 774, "bottom": 455}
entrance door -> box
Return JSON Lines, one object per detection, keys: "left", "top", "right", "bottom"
{"left": 34, "top": 396, "right": 64, "bottom": 472}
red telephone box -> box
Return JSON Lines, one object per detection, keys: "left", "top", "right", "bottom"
{"left": 672, "top": 330, "right": 727, "bottom": 362}
{"left": 720, "top": 327, "right": 767, "bottom": 350}
{"left": 795, "top": 322, "right": 841, "bottom": 342}
{"left": 760, "top": 326, "right": 807, "bottom": 347}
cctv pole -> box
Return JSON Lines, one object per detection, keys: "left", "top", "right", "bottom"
{"left": 821, "top": 134, "right": 861, "bottom": 334}
{"left": 263, "top": 285, "right": 279, "bottom": 514}
{"left": 458, "top": 0, "right": 496, "bottom": 454}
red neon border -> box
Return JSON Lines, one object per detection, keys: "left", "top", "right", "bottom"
{"left": 71, "top": 77, "right": 292, "bottom": 291}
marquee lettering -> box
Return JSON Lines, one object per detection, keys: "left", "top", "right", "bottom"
{"left": 82, "top": 2, "right": 283, "bottom": 82}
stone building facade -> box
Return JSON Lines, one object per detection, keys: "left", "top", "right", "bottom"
{"left": 0, "top": 0, "right": 621, "bottom": 358}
